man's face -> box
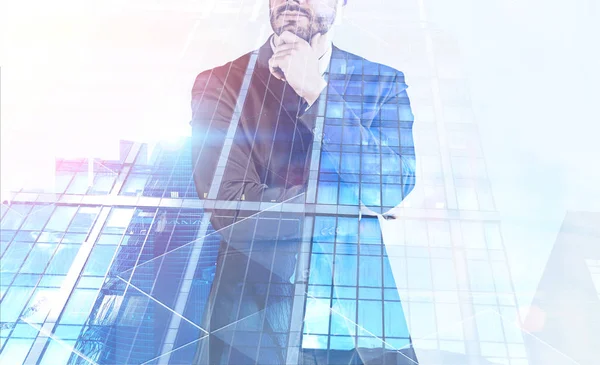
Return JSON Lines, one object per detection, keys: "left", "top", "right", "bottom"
{"left": 269, "top": 0, "right": 341, "bottom": 42}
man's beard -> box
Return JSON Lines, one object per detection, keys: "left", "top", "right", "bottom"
{"left": 270, "top": 3, "right": 336, "bottom": 42}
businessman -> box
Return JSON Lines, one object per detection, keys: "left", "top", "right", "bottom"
{"left": 190, "top": 0, "right": 417, "bottom": 363}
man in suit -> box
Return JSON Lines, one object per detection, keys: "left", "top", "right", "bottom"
{"left": 190, "top": 0, "right": 417, "bottom": 363}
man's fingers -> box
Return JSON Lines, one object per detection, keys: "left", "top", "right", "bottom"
{"left": 273, "top": 43, "right": 299, "bottom": 53}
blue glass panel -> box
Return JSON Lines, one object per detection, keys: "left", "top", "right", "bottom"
{"left": 333, "top": 286, "right": 356, "bottom": 299}
{"left": 301, "top": 335, "right": 328, "bottom": 350}
{"left": 313, "top": 216, "right": 337, "bottom": 243}
{"left": 61, "top": 233, "right": 87, "bottom": 244}
{"left": 326, "top": 102, "right": 343, "bottom": 118}
{"left": 89, "top": 174, "right": 116, "bottom": 194}
{"left": 319, "top": 150, "right": 340, "bottom": 174}
{"left": 384, "top": 289, "right": 401, "bottom": 301}
{"left": 83, "top": 245, "right": 118, "bottom": 276}
{"left": 68, "top": 207, "right": 99, "bottom": 233}
{"left": 380, "top": 104, "right": 398, "bottom": 120}
{"left": 317, "top": 181, "right": 338, "bottom": 205}
{"left": 59, "top": 289, "right": 98, "bottom": 325}
{"left": 0, "top": 242, "right": 33, "bottom": 273}
{"left": 364, "top": 81, "right": 379, "bottom": 96}
{"left": 1, "top": 205, "right": 32, "bottom": 230}
{"left": 23, "top": 288, "right": 60, "bottom": 323}
{"left": 0, "top": 286, "right": 34, "bottom": 322}
{"left": 44, "top": 206, "right": 77, "bottom": 232}
{"left": 52, "top": 325, "right": 83, "bottom": 340}
{"left": 103, "top": 208, "right": 135, "bottom": 234}
{"left": 0, "top": 338, "right": 35, "bottom": 365}
{"left": 20, "top": 243, "right": 56, "bottom": 274}
{"left": 382, "top": 127, "right": 400, "bottom": 146}
{"left": 66, "top": 172, "right": 89, "bottom": 194}
{"left": 307, "top": 285, "right": 332, "bottom": 298}
{"left": 121, "top": 174, "right": 149, "bottom": 196}
{"left": 358, "top": 300, "right": 382, "bottom": 337}
{"left": 323, "top": 125, "right": 342, "bottom": 144}
{"left": 359, "top": 218, "right": 381, "bottom": 244}
{"left": 336, "top": 217, "right": 358, "bottom": 243}
{"left": 359, "top": 256, "right": 382, "bottom": 287}
{"left": 21, "top": 206, "right": 54, "bottom": 231}
{"left": 38, "top": 275, "right": 66, "bottom": 288}
{"left": 383, "top": 258, "right": 397, "bottom": 289}
{"left": 12, "top": 274, "right": 40, "bottom": 286}
{"left": 343, "top": 125, "right": 361, "bottom": 145}
{"left": 333, "top": 254, "right": 357, "bottom": 286}
{"left": 39, "top": 339, "right": 77, "bottom": 365}
{"left": 340, "top": 152, "right": 360, "bottom": 174}
{"left": 303, "top": 298, "right": 331, "bottom": 335}
{"left": 384, "top": 301, "right": 410, "bottom": 338}
{"left": 382, "top": 154, "right": 401, "bottom": 175}
{"left": 11, "top": 323, "right": 39, "bottom": 338}
{"left": 45, "top": 245, "right": 81, "bottom": 275}
{"left": 383, "top": 184, "right": 403, "bottom": 208}
{"left": 308, "top": 253, "right": 333, "bottom": 285}
{"left": 330, "top": 299, "right": 356, "bottom": 336}
{"left": 361, "top": 153, "right": 380, "bottom": 175}
{"left": 338, "top": 182, "right": 359, "bottom": 205}
{"left": 329, "top": 336, "right": 355, "bottom": 350}
{"left": 37, "top": 231, "right": 64, "bottom": 243}
{"left": 360, "top": 183, "right": 382, "bottom": 207}
{"left": 359, "top": 287, "right": 382, "bottom": 300}
{"left": 96, "top": 234, "right": 122, "bottom": 245}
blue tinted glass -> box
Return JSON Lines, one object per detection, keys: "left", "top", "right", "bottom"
{"left": 103, "top": 208, "right": 135, "bottom": 234}
{"left": 45, "top": 245, "right": 81, "bottom": 275}
{"left": 383, "top": 258, "right": 397, "bottom": 289}
{"left": 308, "top": 253, "right": 333, "bottom": 285}
{"left": 384, "top": 301, "right": 410, "bottom": 338}
{"left": 83, "top": 245, "right": 118, "bottom": 276}
{"left": 66, "top": 172, "right": 89, "bottom": 194}
{"left": 333, "top": 254, "right": 357, "bottom": 286}
{"left": 340, "top": 152, "right": 360, "bottom": 174}
{"left": 361, "top": 153, "right": 380, "bottom": 175}
{"left": 323, "top": 125, "right": 342, "bottom": 145}
{"left": 21, "top": 206, "right": 54, "bottom": 230}
{"left": 359, "top": 256, "right": 382, "bottom": 287}
{"left": 359, "top": 218, "right": 381, "bottom": 245}
{"left": 326, "top": 102, "right": 343, "bottom": 118}
{"left": 317, "top": 181, "right": 338, "bottom": 205}
{"left": 68, "top": 207, "right": 99, "bottom": 233}
{"left": 383, "top": 184, "right": 402, "bottom": 207}
{"left": 45, "top": 206, "right": 78, "bottom": 232}
{"left": 358, "top": 300, "right": 383, "bottom": 337}
{"left": 359, "top": 287, "right": 382, "bottom": 300}
{"left": 380, "top": 105, "right": 397, "bottom": 120}
{"left": 336, "top": 217, "right": 358, "bottom": 243}
{"left": 20, "top": 243, "right": 56, "bottom": 273}
{"left": 0, "top": 338, "right": 35, "bottom": 365}
{"left": 400, "top": 128, "right": 415, "bottom": 147}
{"left": 39, "top": 339, "right": 77, "bottom": 365}
{"left": 360, "top": 183, "right": 381, "bottom": 207}
{"left": 343, "top": 125, "right": 361, "bottom": 145}
{"left": 90, "top": 174, "right": 116, "bottom": 194}
{"left": 59, "top": 289, "right": 98, "bottom": 324}
{"left": 319, "top": 151, "right": 340, "bottom": 174}
{"left": 313, "top": 216, "right": 336, "bottom": 243}
{"left": 0, "top": 242, "right": 33, "bottom": 273}
{"left": 121, "top": 174, "right": 148, "bottom": 196}
{"left": 329, "top": 336, "right": 355, "bottom": 350}
{"left": 364, "top": 81, "right": 379, "bottom": 96}
{"left": 330, "top": 299, "right": 356, "bottom": 336}
{"left": 0, "top": 286, "right": 34, "bottom": 322}
{"left": 339, "top": 182, "right": 359, "bottom": 205}
{"left": 24, "top": 288, "right": 60, "bottom": 323}
{"left": 1, "top": 205, "right": 32, "bottom": 230}
{"left": 303, "top": 298, "right": 331, "bottom": 335}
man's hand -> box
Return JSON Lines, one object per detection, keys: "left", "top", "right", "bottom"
{"left": 269, "top": 31, "right": 327, "bottom": 106}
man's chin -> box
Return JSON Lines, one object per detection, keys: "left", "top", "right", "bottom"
{"left": 274, "top": 25, "right": 311, "bottom": 41}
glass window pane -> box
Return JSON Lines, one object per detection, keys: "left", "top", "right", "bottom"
{"left": 303, "top": 298, "right": 331, "bottom": 334}
{"left": 317, "top": 181, "right": 338, "bottom": 205}
{"left": 359, "top": 218, "right": 381, "bottom": 244}
{"left": 358, "top": 300, "right": 382, "bottom": 337}
{"left": 54, "top": 172, "right": 74, "bottom": 194}
{"left": 20, "top": 243, "right": 56, "bottom": 273}
{"left": 360, "top": 183, "right": 382, "bottom": 207}
{"left": 103, "top": 208, "right": 135, "bottom": 234}
{"left": 384, "top": 301, "right": 410, "bottom": 338}
{"left": 340, "top": 152, "right": 360, "bottom": 174}
{"left": 0, "top": 242, "right": 34, "bottom": 273}
{"left": 313, "top": 216, "right": 336, "bottom": 243}
{"left": 326, "top": 102, "right": 343, "bottom": 118}
{"left": 0, "top": 286, "right": 35, "bottom": 322}
{"left": 45, "top": 245, "right": 81, "bottom": 275}
{"left": 330, "top": 299, "right": 356, "bottom": 336}
{"left": 338, "top": 182, "right": 359, "bottom": 206}
{"left": 333, "top": 254, "right": 357, "bottom": 286}
{"left": 121, "top": 174, "right": 148, "bottom": 196}
{"left": 68, "top": 207, "right": 99, "bottom": 233}
{"left": 1, "top": 205, "right": 32, "bottom": 230}
{"left": 0, "top": 338, "right": 35, "bottom": 365}
{"left": 39, "top": 340, "right": 77, "bottom": 365}
{"left": 308, "top": 253, "right": 333, "bottom": 286}
{"left": 359, "top": 256, "right": 382, "bottom": 287}
{"left": 45, "top": 206, "right": 78, "bottom": 232}
{"left": 20, "top": 206, "right": 54, "bottom": 231}
{"left": 89, "top": 174, "right": 116, "bottom": 194}
{"left": 65, "top": 172, "right": 89, "bottom": 194}
{"left": 336, "top": 217, "right": 358, "bottom": 244}
{"left": 83, "top": 245, "right": 118, "bottom": 276}
{"left": 59, "top": 289, "right": 98, "bottom": 325}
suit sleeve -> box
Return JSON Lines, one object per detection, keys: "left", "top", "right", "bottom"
{"left": 300, "top": 71, "right": 416, "bottom": 214}
{"left": 190, "top": 68, "right": 305, "bottom": 240}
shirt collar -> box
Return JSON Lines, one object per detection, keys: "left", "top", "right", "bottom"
{"left": 269, "top": 34, "right": 332, "bottom": 76}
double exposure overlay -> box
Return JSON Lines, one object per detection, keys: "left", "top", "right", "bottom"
{"left": 2, "top": 1, "right": 599, "bottom": 365}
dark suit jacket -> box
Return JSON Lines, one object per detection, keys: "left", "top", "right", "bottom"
{"left": 190, "top": 38, "right": 416, "bottom": 227}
